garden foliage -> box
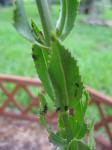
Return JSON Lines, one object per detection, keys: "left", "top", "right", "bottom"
{"left": 13, "top": 0, "right": 95, "bottom": 149}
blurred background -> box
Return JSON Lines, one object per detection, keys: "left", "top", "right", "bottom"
{"left": 0, "top": 0, "right": 112, "bottom": 149}
{"left": 0, "top": 0, "right": 112, "bottom": 121}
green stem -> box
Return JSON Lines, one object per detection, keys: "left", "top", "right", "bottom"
{"left": 36, "top": 0, "right": 53, "bottom": 45}
{"left": 56, "top": 0, "right": 66, "bottom": 36}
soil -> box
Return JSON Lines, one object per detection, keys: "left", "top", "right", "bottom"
{"left": 0, "top": 117, "right": 104, "bottom": 150}
{"left": 0, "top": 117, "right": 56, "bottom": 150}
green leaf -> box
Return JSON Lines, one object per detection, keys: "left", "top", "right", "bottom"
{"left": 68, "top": 115, "right": 87, "bottom": 139}
{"left": 81, "top": 90, "right": 90, "bottom": 116}
{"left": 31, "top": 19, "right": 41, "bottom": 36}
{"left": 38, "top": 93, "right": 47, "bottom": 108}
{"left": 67, "top": 139, "right": 90, "bottom": 150}
{"left": 32, "top": 44, "right": 55, "bottom": 101}
{"left": 58, "top": 113, "right": 65, "bottom": 129}
{"left": 31, "top": 19, "right": 45, "bottom": 44}
{"left": 62, "top": 0, "right": 80, "bottom": 39}
{"left": 39, "top": 113, "right": 47, "bottom": 127}
{"left": 48, "top": 38, "right": 69, "bottom": 108}
{"left": 58, "top": 110, "right": 87, "bottom": 140}
{"left": 48, "top": 37, "right": 83, "bottom": 109}
{"left": 48, "top": 130, "right": 67, "bottom": 148}
{"left": 87, "top": 121, "right": 96, "bottom": 150}
{"left": 62, "top": 89, "right": 89, "bottom": 127}
{"left": 13, "top": 0, "right": 35, "bottom": 42}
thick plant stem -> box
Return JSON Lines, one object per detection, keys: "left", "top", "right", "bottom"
{"left": 36, "top": 0, "right": 53, "bottom": 45}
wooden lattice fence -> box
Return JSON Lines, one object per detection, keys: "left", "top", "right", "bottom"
{"left": 0, "top": 75, "right": 112, "bottom": 150}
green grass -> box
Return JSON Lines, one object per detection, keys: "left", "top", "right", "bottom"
{"left": 0, "top": 4, "right": 37, "bottom": 77}
{"left": 100, "top": 8, "right": 112, "bottom": 20}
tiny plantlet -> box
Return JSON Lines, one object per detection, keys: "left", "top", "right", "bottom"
{"left": 13, "top": 0, "right": 95, "bottom": 149}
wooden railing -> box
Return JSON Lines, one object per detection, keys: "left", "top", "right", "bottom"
{"left": 0, "top": 75, "right": 112, "bottom": 150}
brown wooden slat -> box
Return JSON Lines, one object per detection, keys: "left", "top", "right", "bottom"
{"left": 87, "top": 86, "right": 112, "bottom": 106}
{"left": 97, "top": 103, "right": 112, "bottom": 146}
{"left": 95, "top": 116, "right": 112, "bottom": 130}
{"left": 0, "top": 74, "right": 41, "bottom": 86}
